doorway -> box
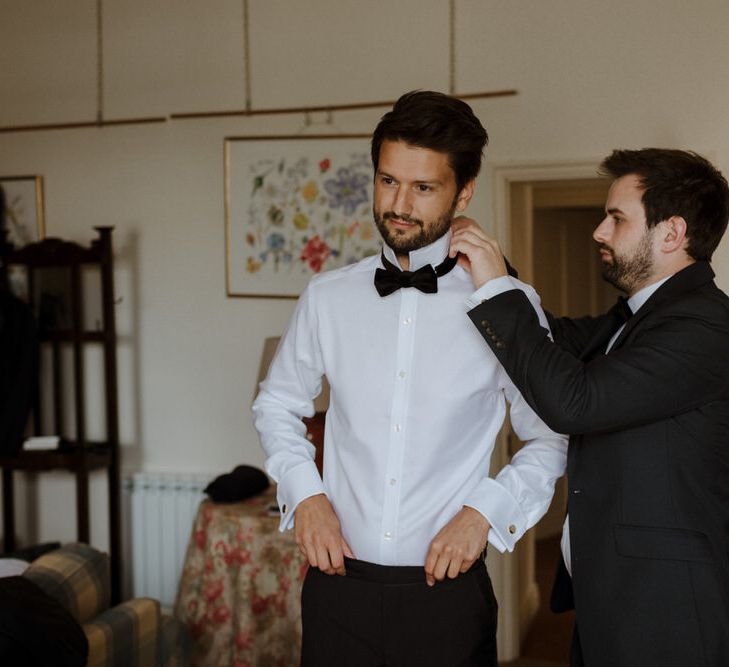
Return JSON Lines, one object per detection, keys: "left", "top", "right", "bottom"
{"left": 491, "top": 165, "right": 619, "bottom": 664}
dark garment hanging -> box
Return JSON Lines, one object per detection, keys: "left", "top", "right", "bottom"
{"left": 0, "top": 290, "right": 37, "bottom": 456}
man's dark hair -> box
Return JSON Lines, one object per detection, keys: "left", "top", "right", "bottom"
{"left": 600, "top": 148, "right": 729, "bottom": 261}
{"left": 371, "top": 90, "right": 489, "bottom": 193}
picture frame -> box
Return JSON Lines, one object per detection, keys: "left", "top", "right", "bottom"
{"left": 1, "top": 175, "right": 45, "bottom": 301}
{"left": 0, "top": 175, "right": 45, "bottom": 247}
{"left": 224, "top": 134, "right": 381, "bottom": 298}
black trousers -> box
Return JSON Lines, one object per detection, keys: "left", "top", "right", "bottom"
{"left": 301, "top": 557, "right": 498, "bottom": 667}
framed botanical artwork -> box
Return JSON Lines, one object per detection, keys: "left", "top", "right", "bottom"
{"left": 1, "top": 175, "right": 45, "bottom": 301}
{"left": 0, "top": 175, "right": 45, "bottom": 247}
{"left": 225, "top": 134, "right": 381, "bottom": 298}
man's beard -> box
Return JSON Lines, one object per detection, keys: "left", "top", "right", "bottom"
{"left": 598, "top": 229, "right": 654, "bottom": 293}
{"left": 373, "top": 205, "right": 454, "bottom": 255}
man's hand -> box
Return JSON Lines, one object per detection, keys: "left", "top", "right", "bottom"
{"left": 294, "top": 494, "right": 354, "bottom": 575}
{"left": 424, "top": 507, "right": 490, "bottom": 586}
{"left": 449, "top": 216, "right": 508, "bottom": 289}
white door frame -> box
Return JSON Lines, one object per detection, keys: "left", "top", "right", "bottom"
{"left": 487, "top": 159, "right": 602, "bottom": 661}
{"left": 491, "top": 160, "right": 603, "bottom": 256}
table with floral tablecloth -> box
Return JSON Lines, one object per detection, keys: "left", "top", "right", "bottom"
{"left": 175, "top": 488, "right": 308, "bottom": 667}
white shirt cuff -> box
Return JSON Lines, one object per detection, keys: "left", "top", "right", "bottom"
{"left": 275, "top": 460, "right": 326, "bottom": 532}
{"left": 463, "top": 477, "right": 528, "bottom": 553}
{"left": 561, "top": 515, "right": 572, "bottom": 576}
{"left": 465, "top": 275, "right": 522, "bottom": 310}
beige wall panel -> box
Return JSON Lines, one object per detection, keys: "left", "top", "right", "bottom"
{"left": 250, "top": 0, "right": 449, "bottom": 109}
{"left": 0, "top": 0, "right": 96, "bottom": 124}
{"left": 104, "top": 0, "right": 245, "bottom": 116}
{"left": 459, "top": 0, "right": 729, "bottom": 163}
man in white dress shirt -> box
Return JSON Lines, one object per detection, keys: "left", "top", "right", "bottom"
{"left": 253, "top": 90, "right": 567, "bottom": 666}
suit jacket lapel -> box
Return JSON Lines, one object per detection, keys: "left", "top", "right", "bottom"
{"left": 579, "top": 304, "right": 627, "bottom": 361}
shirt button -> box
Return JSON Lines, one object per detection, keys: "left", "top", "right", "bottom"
{"left": 398, "top": 370, "right": 406, "bottom": 379}
{"left": 508, "top": 524, "right": 517, "bottom": 534}
{"left": 389, "top": 478, "right": 396, "bottom": 486}
{"left": 384, "top": 531, "right": 392, "bottom": 540}
{"left": 393, "top": 424, "right": 401, "bottom": 432}
{"left": 403, "top": 317, "right": 412, "bottom": 325}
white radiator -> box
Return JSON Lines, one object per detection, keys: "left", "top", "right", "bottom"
{"left": 124, "top": 472, "right": 214, "bottom": 609}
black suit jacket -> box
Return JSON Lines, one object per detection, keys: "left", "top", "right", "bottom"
{"left": 469, "top": 261, "right": 729, "bottom": 667}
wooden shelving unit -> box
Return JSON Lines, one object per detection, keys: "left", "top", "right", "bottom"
{"left": 0, "top": 227, "right": 121, "bottom": 602}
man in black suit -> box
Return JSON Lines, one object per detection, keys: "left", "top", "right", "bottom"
{"left": 450, "top": 148, "right": 729, "bottom": 667}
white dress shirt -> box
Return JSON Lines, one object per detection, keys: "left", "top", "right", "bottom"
{"left": 253, "top": 232, "right": 567, "bottom": 566}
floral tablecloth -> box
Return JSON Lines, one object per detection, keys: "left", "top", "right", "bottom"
{"left": 174, "top": 489, "right": 308, "bottom": 667}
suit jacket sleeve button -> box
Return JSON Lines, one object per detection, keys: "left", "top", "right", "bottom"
{"left": 496, "top": 341, "right": 506, "bottom": 350}
{"left": 480, "top": 319, "right": 490, "bottom": 328}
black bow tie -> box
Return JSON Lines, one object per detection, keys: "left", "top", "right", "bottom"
{"left": 374, "top": 252, "right": 459, "bottom": 297}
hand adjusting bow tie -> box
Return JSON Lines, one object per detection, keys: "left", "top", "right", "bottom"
{"left": 374, "top": 252, "right": 459, "bottom": 297}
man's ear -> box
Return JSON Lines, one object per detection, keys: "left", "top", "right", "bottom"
{"left": 659, "top": 216, "right": 688, "bottom": 254}
{"left": 455, "top": 180, "right": 475, "bottom": 212}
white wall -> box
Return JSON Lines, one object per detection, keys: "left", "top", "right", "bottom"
{"left": 2, "top": 0, "right": 729, "bottom": 547}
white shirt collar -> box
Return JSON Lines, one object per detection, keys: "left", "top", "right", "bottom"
{"left": 381, "top": 230, "right": 452, "bottom": 272}
{"left": 627, "top": 274, "right": 673, "bottom": 314}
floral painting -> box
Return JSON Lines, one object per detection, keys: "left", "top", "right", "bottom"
{"left": 225, "top": 135, "right": 380, "bottom": 297}
{"left": 0, "top": 175, "right": 45, "bottom": 248}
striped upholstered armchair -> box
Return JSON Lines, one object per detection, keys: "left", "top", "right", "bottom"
{"left": 22, "top": 542, "right": 189, "bottom": 667}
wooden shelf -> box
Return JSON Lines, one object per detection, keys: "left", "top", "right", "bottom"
{"left": 39, "top": 330, "right": 107, "bottom": 343}
{"left": 0, "top": 444, "right": 112, "bottom": 471}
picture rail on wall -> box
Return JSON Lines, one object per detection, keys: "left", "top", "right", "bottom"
{"left": 225, "top": 134, "right": 381, "bottom": 298}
